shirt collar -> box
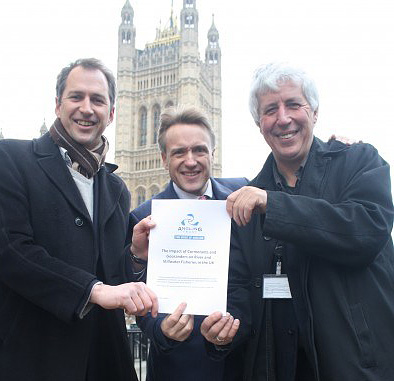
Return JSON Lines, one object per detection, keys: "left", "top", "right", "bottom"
{"left": 272, "top": 156, "right": 308, "bottom": 190}
{"left": 172, "top": 179, "right": 213, "bottom": 199}
{"left": 58, "top": 147, "right": 72, "bottom": 167}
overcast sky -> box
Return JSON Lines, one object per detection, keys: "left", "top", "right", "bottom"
{"left": 1, "top": 0, "right": 393, "bottom": 186}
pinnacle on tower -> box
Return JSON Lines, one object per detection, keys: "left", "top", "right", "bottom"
{"left": 40, "top": 119, "right": 48, "bottom": 137}
{"left": 205, "top": 14, "right": 220, "bottom": 65}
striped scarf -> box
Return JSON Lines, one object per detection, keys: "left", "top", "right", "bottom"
{"left": 49, "top": 118, "right": 109, "bottom": 178}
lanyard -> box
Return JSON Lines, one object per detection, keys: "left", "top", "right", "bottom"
{"left": 275, "top": 241, "right": 284, "bottom": 275}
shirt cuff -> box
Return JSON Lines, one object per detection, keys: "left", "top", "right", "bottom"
{"left": 153, "top": 316, "right": 183, "bottom": 352}
{"left": 78, "top": 281, "right": 103, "bottom": 319}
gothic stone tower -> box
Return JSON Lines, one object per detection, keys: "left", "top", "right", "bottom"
{"left": 115, "top": 0, "right": 222, "bottom": 208}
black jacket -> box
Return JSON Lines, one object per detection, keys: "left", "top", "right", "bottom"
{"left": 229, "top": 137, "right": 394, "bottom": 381}
{"left": 0, "top": 133, "right": 135, "bottom": 381}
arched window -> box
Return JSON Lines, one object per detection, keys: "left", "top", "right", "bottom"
{"left": 185, "top": 14, "right": 194, "bottom": 28}
{"left": 165, "top": 100, "right": 174, "bottom": 109}
{"left": 137, "top": 188, "right": 146, "bottom": 206}
{"left": 152, "top": 104, "right": 161, "bottom": 144}
{"left": 150, "top": 185, "right": 160, "bottom": 198}
{"left": 139, "top": 107, "right": 147, "bottom": 146}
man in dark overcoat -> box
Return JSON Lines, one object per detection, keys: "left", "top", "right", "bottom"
{"left": 202, "top": 63, "right": 394, "bottom": 381}
{"left": 0, "top": 58, "right": 157, "bottom": 381}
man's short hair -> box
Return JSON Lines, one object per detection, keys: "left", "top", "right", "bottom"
{"left": 56, "top": 58, "right": 116, "bottom": 110}
{"left": 249, "top": 62, "right": 319, "bottom": 126}
{"left": 158, "top": 106, "right": 216, "bottom": 153}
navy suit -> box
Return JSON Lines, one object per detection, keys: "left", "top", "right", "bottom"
{"left": 129, "top": 178, "right": 248, "bottom": 381}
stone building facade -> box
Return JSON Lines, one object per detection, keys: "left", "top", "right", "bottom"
{"left": 115, "top": 0, "right": 222, "bottom": 208}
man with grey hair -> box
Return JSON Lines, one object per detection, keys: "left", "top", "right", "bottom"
{"left": 129, "top": 105, "right": 248, "bottom": 381}
{"left": 0, "top": 58, "right": 157, "bottom": 381}
{"left": 202, "top": 62, "right": 394, "bottom": 380}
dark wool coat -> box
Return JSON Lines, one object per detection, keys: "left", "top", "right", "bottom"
{"left": 228, "top": 137, "right": 394, "bottom": 381}
{"left": 0, "top": 133, "right": 136, "bottom": 381}
{"left": 129, "top": 178, "right": 249, "bottom": 381}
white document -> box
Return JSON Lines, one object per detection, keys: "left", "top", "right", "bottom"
{"left": 147, "top": 199, "right": 231, "bottom": 315}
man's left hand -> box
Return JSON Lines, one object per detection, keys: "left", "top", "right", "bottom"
{"left": 201, "top": 311, "right": 240, "bottom": 346}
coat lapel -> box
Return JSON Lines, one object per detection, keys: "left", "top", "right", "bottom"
{"left": 157, "top": 182, "right": 179, "bottom": 199}
{"left": 34, "top": 134, "right": 91, "bottom": 222}
{"left": 298, "top": 138, "right": 332, "bottom": 199}
{"left": 250, "top": 138, "right": 332, "bottom": 200}
{"left": 211, "top": 177, "right": 233, "bottom": 200}
{"left": 96, "top": 165, "right": 123, "bottom": 230}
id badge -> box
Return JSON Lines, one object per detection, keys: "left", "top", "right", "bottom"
{"left": 262, "top": 274, "right": 292, "bottom": 299}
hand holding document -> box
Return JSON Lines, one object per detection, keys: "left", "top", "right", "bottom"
{"left": 147, "top": 199, "right": 231, "bottom": 315}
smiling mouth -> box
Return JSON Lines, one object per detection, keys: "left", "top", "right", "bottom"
{"left": 75, "top": 120, "right": 95, "bottom": 127}
{"left": 182, "top": 171, "right": 201, "bottom": 177}
{"left": 278, "top": 131, "right": 298, "bottom": 139}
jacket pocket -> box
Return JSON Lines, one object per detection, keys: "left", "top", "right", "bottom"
{"left": 349, "top": 303, "right": 377, "bottom": 368}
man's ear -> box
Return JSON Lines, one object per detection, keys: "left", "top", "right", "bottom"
{"left": 108, "top": 107, "right": 115, "bottom": 125}
{"left": 55, "top": 97, "right": 61, "bottom": 117}
{"left": 313, "top": 108, "right": 318, "bottom": 124}
{"left": 161, "top": 152, "right": 168, "bottom": 170}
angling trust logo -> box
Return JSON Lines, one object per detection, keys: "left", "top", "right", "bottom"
{"left": 177, "top": 213, "right": 203, "bottom": 234}
{"left": 181, "top": 213, "right": 199, "bottom": 227}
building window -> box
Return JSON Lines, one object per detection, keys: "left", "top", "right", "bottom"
{"left": 139, "top": 107, "right": 147, "bottom": 146}
{"left": 122, "top": 31, "right": 131, "bottom": 44}
{"left": 123, "top": 13, "right": 131, "bottom": 24}
{"left": 137, "top": 188, "right": 146, "bottom": 206}
{"left": 165, "top": 101, "right": 174, "bottom": 108}
{"left": 150, "top": 185, "right": 160, "bottom": 198}
{"left": 185, "top": 14, "right": 194, "bottom": 28}
{"left": 209, "top": 35, "right": 217, "bottom": 48}
{"left": 152, "top": 105, "right": 160, "bottom": 144}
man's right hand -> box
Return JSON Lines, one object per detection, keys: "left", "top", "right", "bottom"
{"left": 161, "top": 302, "right": 194, "bottom": 341}
{"left": 226, "top": 186, "right": 268, "bottom": 226}
{"left": 90, "top": 282, "right": 158, "bottom": 317}
{"left": 130, "top": 216, "right": 156, "bottom": 261}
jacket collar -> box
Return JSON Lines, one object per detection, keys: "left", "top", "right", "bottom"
{"left": 164, "top": 177, "right": 235, "bottom": 200}
{"left": 160, "top": 182, "right": 180, "bottom": 199}
{"left": 211, "top": 177, "right": 237, "bottom": 199}
{"left": 33, "top": 132, "right": 122, "bottom": 224}
{"left": 249, "top": 137, "right": 344, "bottom": 198}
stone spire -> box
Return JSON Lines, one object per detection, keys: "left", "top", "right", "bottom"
{"left": 205, "top": 14, "right": 220, "bottom": 65}
{"left": 40, "top": 119, "right": 48, "bottom": 137}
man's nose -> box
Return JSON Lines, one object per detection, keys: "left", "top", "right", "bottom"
{"left": 79, "top": 97, "right": 94, "bottom": 115}
{"left": 184, "top": 150, "right": 197, "bottom": 166}
{"left": 277, "top": 105, "right": 291, "bottom": 126}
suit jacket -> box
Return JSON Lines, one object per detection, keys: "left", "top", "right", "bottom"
{"left": 129, "top": 178, "right": 248, "bottom": 381}
{"left": 0, "top": 133, "right": 136, "bottom": 381}
{"left": 228, "top": 138, "right": 394, "bottom": 381}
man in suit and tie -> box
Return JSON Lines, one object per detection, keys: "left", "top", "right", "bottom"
{"left": 128, "top": 106, "right": 247, "bottom": 381}
{"left": 0, "top": 58, "right": 157, "bottom": 381}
